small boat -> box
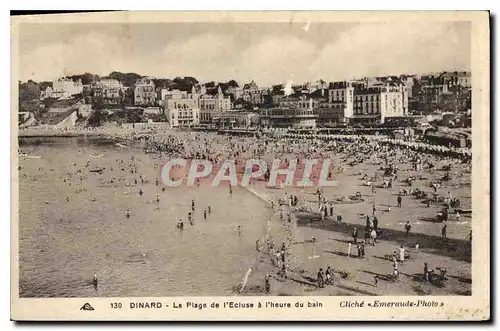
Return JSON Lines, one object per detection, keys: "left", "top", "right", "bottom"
{"left": 89, "top": 168, "right": 105, "bottom": 173}
{"left": 89, "top": 153, "right": 104, "bottom": 158}
{"left": 116, "top": 143, "right": 127, "bottom": 148}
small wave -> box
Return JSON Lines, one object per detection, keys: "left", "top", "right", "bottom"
{"left": 19, "top": 154, "right": 42, "bottom": 159}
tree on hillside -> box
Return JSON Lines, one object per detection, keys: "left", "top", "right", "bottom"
{"left": 272, "top": 84, "right": 284, "bottom": 94}
{"left": 121, "top": 88, "right": 135, "bottom": 107}
{"left": 19, "top": 80, "right": 40, "bottom": 105}
{"left": 108, "top": 72, "right": 142, "bottom": 87}
{"left": 217, "top": 83, "right": 229, "bottom": 93}
{"left": 227, "top": 80, "right": 239, "bottom": 88}
{"left": 38, "top": 81, "right": 52, "bottom": 91}
{"left": 172, "top": 76, "right": 199, "bottom": 91}
{"left": 66, "top": 73, "right": 100, "bottom": 85}
{"left": 153, "top": 78, "right": 173, "bottom": 89}
{"left": 183, "top": 76, "right": 199, "bottom": 86}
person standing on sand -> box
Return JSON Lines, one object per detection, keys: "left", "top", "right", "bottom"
{"left": 399, "top": 245, "right": 405, "bottom": 263}
{"left": 423, "top": 262, "right": 429, "bottom": 282}
{"left": 317, "top": 268, "right": 325, "bottom": 288}
{"left": 347, "top": 242, "right": 352, "bottom": 257}
{"left": 397, "top": 194, "right": 402, "bottom": 208}
{"left": 393, "top": 262, "right": 399, "bottom": 281}
{"left": 93, "top": 273, "right": 98, "bottom": 290}
{"left": 441, "top": 222, "right": 447, "bottom": 239}
{"left": 370, "top": 228, "right": 377, "bottom": 245}
{"left": 275, "top": 251, "right": 281, "bottom": 268}
{"left": 404, "top": 221, "right": 411, "bottom": 238}
{"left": 352, "top": 228, "right": 358, "bottom": 244}
{"left": 256, "top": 239, "right": 260, "bottom": 252}
{"left": 325, "top": 267, "right": 333, "bottom": 284}
{"left": 265, "top": 274, "right": 271, "bottom": 294}
{"left": 281, "top": 263, "right": 288, "bottom": 279}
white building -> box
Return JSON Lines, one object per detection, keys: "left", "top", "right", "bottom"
{"left": 166, "top": 107, "right": 200, "bottom": 128}
{"left": 52, "top": 77, "right": 83, "bottom": 99}
{"left": 199, "top": 86, "right": 231, "bottom": 123}
{"left": 328, "top": 81, "right": 355, "bottom": 118}
{"left": 160, "top": 89, "right": 188, "bottom": 100}
{"left": 160, "top": 85, "right": 231, "bottom": 125}
{"left": 134, "top": 77, "right": 156, "bottom": 106}
{"left": 351, "top": 85, "right": 406, "bottom": 125}
{"left": 93, "top": 79, "right": 124, "bottom": 104}
{"left": 211, "top": 111, "right": 259, "bottom": 128}
{"left": 40, "top": 86, "right": 53, "bottom": 99}
{"left": 226, "top": 86, "right": 243, "bottom": 100}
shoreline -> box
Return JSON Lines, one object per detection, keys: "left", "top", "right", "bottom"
{"left": 17, "top": 127, "right": 471, "bottom": 158}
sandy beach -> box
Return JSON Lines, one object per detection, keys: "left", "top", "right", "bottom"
{"left": 17, "top": 128, "right": 472, "bottom": 297}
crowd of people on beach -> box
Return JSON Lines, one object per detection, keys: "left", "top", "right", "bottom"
{"left": 21, "top": 125, "right": 471, "bottom": 295}
{"left": 132, "top": 129, "right": 471, "bottom": 294}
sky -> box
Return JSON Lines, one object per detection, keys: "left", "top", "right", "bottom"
{"left": 17, "top": 21, "right": 471, "bottom": 86}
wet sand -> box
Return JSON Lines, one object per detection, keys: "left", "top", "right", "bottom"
{"left": 18, "top": 136, "right": 272, "bottom": 297}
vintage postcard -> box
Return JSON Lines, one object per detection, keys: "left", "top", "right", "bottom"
{"left": 11, "top": 11, "right": 490, "bottom": 321}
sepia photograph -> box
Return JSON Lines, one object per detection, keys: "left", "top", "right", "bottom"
{"left": 10, "top": 11, "right": 490, "bottom": 321}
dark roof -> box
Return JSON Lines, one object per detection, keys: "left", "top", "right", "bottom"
{"left": 354, "top": 88, "right": 380, "bottom": 95}
{"left": 309, "top": 88, "right": 328, "bottom": 99}
{"left": 329, "top": 81, "right": 350, "bottom": 89}
{"left": 440, "top": 71, "right": 471, "bottom": 78}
